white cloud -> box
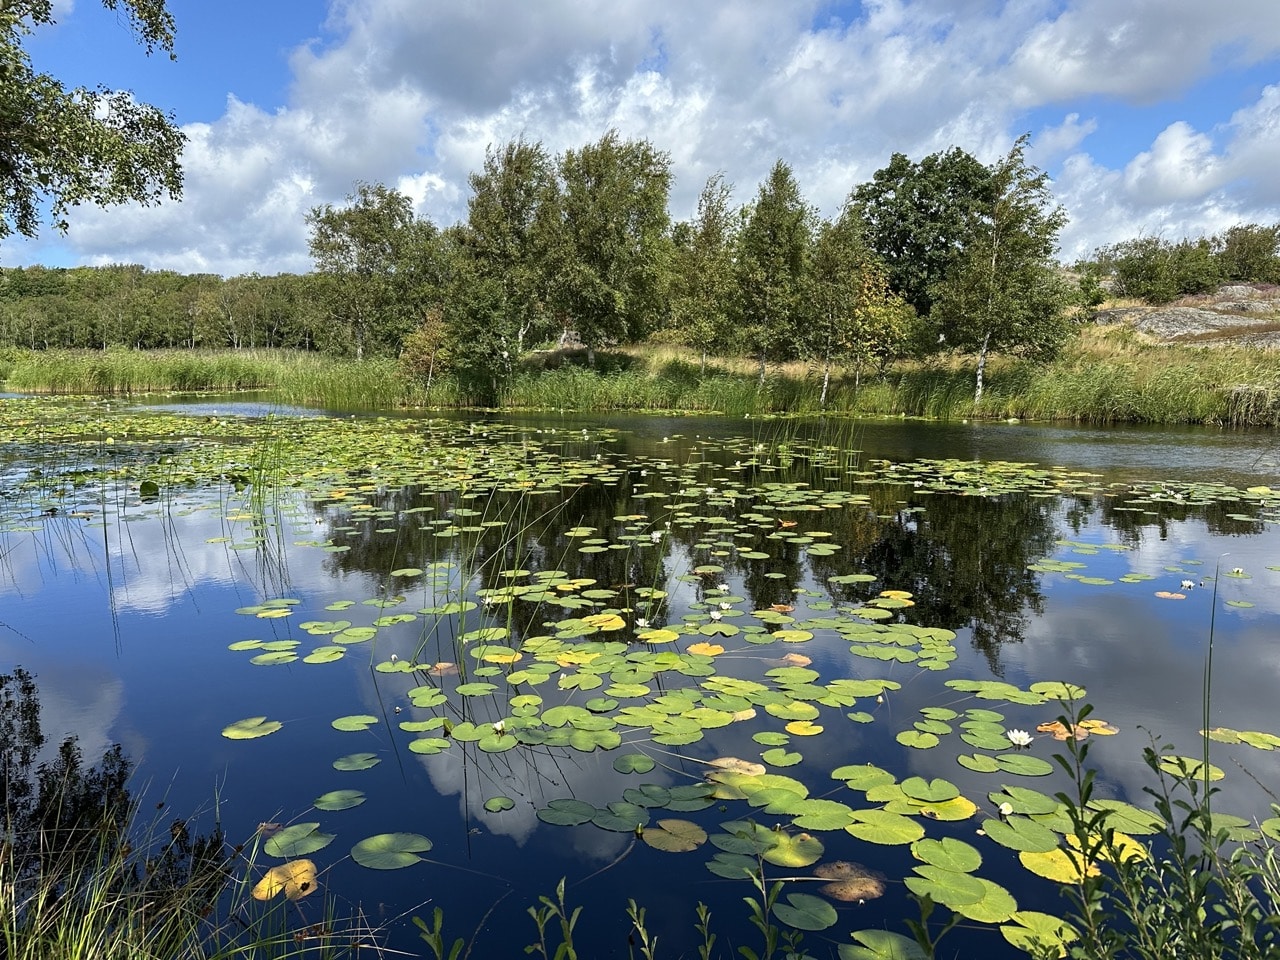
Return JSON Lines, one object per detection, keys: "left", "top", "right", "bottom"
{"left": 3, "top": 0, "right": 1280, "bottom": 273}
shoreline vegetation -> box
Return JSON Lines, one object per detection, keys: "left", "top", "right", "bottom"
{"left": 2, "top": 323, "right": 1279, "bottom": 426}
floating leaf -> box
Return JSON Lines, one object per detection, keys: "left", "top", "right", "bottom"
{"left": 264, "top": 823, "right": 334, "bottom": 859}
{"left": 536, "top": 798, "right": 597, "bottom": 826}
{"left": 1019, "top": 847, "right": 1099, "bottom": 883}
{"left": 814, "top": 861, "right": 887, "bottom": 902}
{"left": 900, "top": 777, "right": 959, "bottom": 803}
{"left": 331, "top": 715, "right": 379, "bottom": 732}
{"left": 904, "top": 865, "right": 986, "bottom": 908}
{"left": 641, "top": 819, "right": 707, "bottom": 852}
{"left": 1158, "top": 756, "right": 1225, "bottom": 781}
{"left": 839, "top": 929, "right": 928, "bottom": 960}
{"left": 688, "top": 642, "right": 725, "bottom": 656}
{"left": 999, "top": 911, "right": 1079, "bottom": 958}
{"left": 333, "top": 752, "right": 380, "bottom": 771}
{"left": 896, "top": 730, "right": 940, "bottom": 750}
{"left": 995, "top": 753, "right": 1054, "bottom": 777}
{"left": 313, "top": 789, "right": 365, "bottom": 811}
{"left": 351, "top": 833, "right": 432, "bottom": 870}
{"left": 845, "top": 810, "right": 925, "bottom": 845}
{"left": 709, "top": 757, "right": 767, "bottom": 777}
{"left": 763, "top": 831, "right": 824, "bottom": 867}
{"left": 911, "top": 837, "right": 982, "bottom": 873}
{"left": 222, "top": 716, "right": 282, "bottom": 740}
{"left": 981, "top": 816, "right": 1059, "bottom": 853}
{"left": 483, "top": 796, "right": 515, "bottom": 813}
{"left": 613, "top": 753, "right": 656, "bottom": 774}
{"left": 252, "top": 860, "right": 317, "bottom": 901}
{"left": 773, "top": 892, "right": 837, "bottom": 931}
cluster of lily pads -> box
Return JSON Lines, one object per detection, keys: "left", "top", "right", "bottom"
{"left": 4, "top": 399, "right": 1280, "bottom": 957}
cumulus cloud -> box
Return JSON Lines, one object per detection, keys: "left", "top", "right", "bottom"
{"left": 3, "top": 0, "right": 1280, "bottom": 273}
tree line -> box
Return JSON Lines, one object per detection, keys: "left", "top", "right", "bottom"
{"left": 5, "top": 129, "right": 1279, "bottom": 404}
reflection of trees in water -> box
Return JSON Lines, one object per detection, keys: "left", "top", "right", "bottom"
{"left": 306, "top": 464, "right": 1072, "bottom": 674}
{"left": 847, "top": 490, "right": 1056, "bottom": 672}
{"left": 1, "top": 667, "right": 228, "bottom": 939}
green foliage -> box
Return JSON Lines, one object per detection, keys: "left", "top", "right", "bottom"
{"left": 737, "top": 159, "right": 814, "bottom": 381}
{"left": 307, "top": 181, "right": 441, "bottom": 359}
{"left": 852, "top": 147, "right": 994, "bottom": 316}
{"left": 804, "top": 209, "right": 914, "bottom": 403}
{"left": 547, "top": 131, "right": 672, "bottom": 360}
{"left": 1215, "top": 223, "right": 1280, "bottom": 284}
{"left": 667, "top": 173, "right": 739, "bottom": 370}
{"left": 928, "top": 135, "right": 1074, "bottom": 400}
{"left": 0, "top": 0, "right": 184, "bottom": 239}
{"left": 446, "top": 138, "right": 560, "bottom": 399}
{"left": 1051, "top": 703, "right": 1280, "bottom": 960}
{"left": 1096, "top": 235, "right": 1222, "bottom": 304}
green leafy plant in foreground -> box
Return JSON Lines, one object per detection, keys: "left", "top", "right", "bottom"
{"left": 1047, "top": 705, "right": 1280, "bottom": 960}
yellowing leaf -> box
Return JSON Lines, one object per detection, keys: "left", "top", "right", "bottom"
{"left": 252, "top": 860, "right": 318, "bottom": 901}
{"left": 638, "top": 628, "right": 680, "bottom": 644}
{"left": 1018, "top": 848, "right": 1099, "bottom": 883}
{"left": 583, "top": 613, "right": 626, "bottom": 631}
{"left": 785, "top": 720, "right": 824, "bottom": 736}
{"left": 688, "top": 642, "right": 725, "bottom": 656}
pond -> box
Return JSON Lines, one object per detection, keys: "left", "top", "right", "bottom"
{"left": 1, "top": 397, "right": 1278, "bottom": 958}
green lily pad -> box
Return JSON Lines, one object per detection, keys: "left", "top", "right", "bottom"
{"left": 221, "top": 716, "right": 282, "bottom": 740}
{"left": 995, "top": 753, "right": 1054, "bottom": 776}
{"left": 333, "top": 752, "right": 380, "bottom": 771}
{"left": 981, "top": 816, "right": 1059, "bottom": 853}
{"left": 331, "top": 715, "right": 379, "bottom": 732}
{"left": 313, "top": 789, "right": 366, "bottom": 811}
{"left": 773, "top": 892, "right": 837, "bottom": 931}
{"left": 351, "top": 832, "right": 432, "bottom": 870}
{"left": 264, "top": 823, "right": 334, "bottom": 859}
{"left": 483, "top": 796, "right": 515, "bottom": 813}
{"left": 911, "top": 837, "right": 982, "bottom": 873}
{"left": 536, "top": 798, "right": 597, "bottom": 826}
{"left": 613, "top": 753, "right": 656, "bottom": 774}
{"left": 839, "top": 930, "right": 928, "bottom": 960}
{"left": 845, "top": 810, "right": 924, "bottom": 845}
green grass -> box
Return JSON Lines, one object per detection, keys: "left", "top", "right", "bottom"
{"left": 5, "top": 328, "right": 1280, "bottom": 425}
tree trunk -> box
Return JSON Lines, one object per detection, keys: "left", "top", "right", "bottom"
{"left": 974, "top": 331, "right": 990, "bottom": 403}
{"left": 757, "top": 353, "right": 766, "bottom": 389}
{"left": 820, "top": 360, "right": 831, "bottom": 409}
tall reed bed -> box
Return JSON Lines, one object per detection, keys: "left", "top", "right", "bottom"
{"left": 5, "top": 328, "right": 1280, "bottom": 424}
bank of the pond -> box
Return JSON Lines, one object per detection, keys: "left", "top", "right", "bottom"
{"left": 3, "top": 326, "right": 1279, "bottom": 424}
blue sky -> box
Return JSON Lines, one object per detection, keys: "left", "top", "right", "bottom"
{"left": 4, "top": 0, "right": 1279, "bottom": 276}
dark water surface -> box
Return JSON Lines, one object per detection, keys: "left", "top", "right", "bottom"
{"left": 2, "top": 401, "right": 1279, "bottom": 957}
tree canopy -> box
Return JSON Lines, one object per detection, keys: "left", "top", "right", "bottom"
{"left": 851, "top": 147, "right": 993, "bottom": 317}
{"left": 0, "top": 0, "right": 185, "bottom": 240}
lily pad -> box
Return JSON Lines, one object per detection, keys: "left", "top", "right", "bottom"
{"left": 221, "top": 716, "right": 282, "bottom": 740}
{"left": 773, "top": 892, "right": 837, "bottom": 931}
{"left": 641, "top": 819, "right": 707, "bottom": 852}
{"left": 264, "top": 823, "right": 334, "bottom": 859}
{"left": 351, "top": 832, "right": 432, "bottom": 870}
{"left": 313, "top": 789, "right": 366, "bottom": 811}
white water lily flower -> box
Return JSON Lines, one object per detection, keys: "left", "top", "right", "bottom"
{"left": 1181, "top": 579, "right": 1195, "bottom": 590}
{"left": 649, "top": 531, "right": 662, "bottom": 543}
{"left": 716, "top": 582, "right": 730, "bottom": 593}
{"left": 719, "top": 601, "right": 731, "bottom": 610}
{"left": 635, "top": 618, "right": 650, "bottom": 629}
{"left": 710, "top": 610, "right": 723, "bottom": 621}
{"left": 1006, "top": 729, "right": 1034, "bottom": 748}
{"left": 492, "top": 720, "right": 506, "bottom": 735}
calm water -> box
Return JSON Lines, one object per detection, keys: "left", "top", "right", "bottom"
{"left": 2, "top": 400, "right": 1278, "bottom": 957}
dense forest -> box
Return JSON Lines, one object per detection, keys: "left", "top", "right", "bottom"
{"left": 3, "top": 131, "right": 1278, "bottom": 404}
